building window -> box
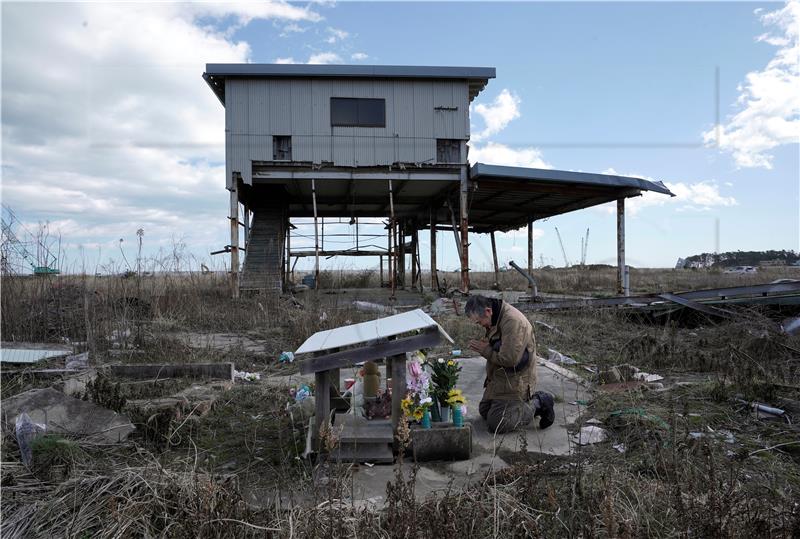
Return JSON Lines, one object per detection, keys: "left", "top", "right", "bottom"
{"left": 273, "top": 136, "right": 292, "bottom": 160}
{"left": 436, "top": 139, "right": 461, "bottom": 163}
{"left": 331, "top": 98, "right": 386, "bottom": 127}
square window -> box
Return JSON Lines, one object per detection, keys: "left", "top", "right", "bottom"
{"left": 436, "top": 139, "right": 461, "bottom": 163}
{"left": 273, "top": 136, "right": 292, "bottom": 160}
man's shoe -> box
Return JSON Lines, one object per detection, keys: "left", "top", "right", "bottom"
{"left": 533, "top": 391, "right": 555, "bottom": 429}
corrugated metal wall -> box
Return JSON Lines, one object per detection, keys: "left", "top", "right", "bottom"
{"left": 225, "top": 78, "right": 470, "bottom": 186}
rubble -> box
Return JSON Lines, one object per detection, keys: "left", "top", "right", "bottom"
{"left": 1, "top": 388, "right": 135, "bottom": 443}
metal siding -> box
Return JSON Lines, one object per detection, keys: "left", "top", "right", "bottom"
{"left": 249, "top": 135, "right": 272, "bottom": 161}
{"left": 313, "top": 135, "right": 332, "bottom": 163}
{"left": 230, "top": 134, "right": 252, "bottom": 184}
{"left": 333, "top": 134, "right": 355, "bottom": 166}
{"left": 228, "top": 80, "right": 249, "bottom": 135}
{"left": 291, "top": 80, "right": 313, "bottom": 135}
{"left": 413, "top": 81, "right": 434, "bottom": 139}
{"left": 372, "top": 80, "right": 394, "bottom": 137}
{"left": 248, "top": 80, "right": 269, "bottom": 135}
{"left": 312, "top": 80, "right": 330, "bottom": 136}
{"left": 415, "top": 138, "right": 436, "bottom": 165}
{"left": 294, "top": 135, "right": 313, "bottom": 161}
{"left": 331, "top": 79, "right": 354, "bottom": 166}
{"left": 225, "top": 132, "right": 233, "bottom": 189}
{"left": 394, "top": 81, "right": 415, "bottom": 138}
{"left": 374, "top": 137, "right": 394, "bottom": 165}
{"left": 269, "top": 79, "right": 292, "bottom": 135}
{"left": 433, "top": 82, "right": 453, "bottom": 139}
{"left": 397, "top": 137, "right": 415, "bottom": 162}
{"left": 455, "top": 82, "right": 470, "bottom": 139}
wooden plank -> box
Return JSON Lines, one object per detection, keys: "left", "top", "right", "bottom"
{"left": 298, "top": 328, "right": 442, "bottom": 375}
{"left": 314, "top": 370, "right": 331, "bottom": 449}
{"left": 391, "top": 353, "right": 407, "bottom": 444}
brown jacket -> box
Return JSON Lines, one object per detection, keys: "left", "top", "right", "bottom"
{"left": 479, "top": 300, "right": 537, "bottom": 402}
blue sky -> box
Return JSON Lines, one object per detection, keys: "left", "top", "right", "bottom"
{"left": 2, "top": 1, "right": 797, "bottom": 274}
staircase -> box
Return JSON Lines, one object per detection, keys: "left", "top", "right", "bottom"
{"left": 240, "top": 207, "right": 286, "bottom": 292}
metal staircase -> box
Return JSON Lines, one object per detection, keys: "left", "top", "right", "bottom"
{"left": 240, "top": 206, "right": 286, "bottom": 292}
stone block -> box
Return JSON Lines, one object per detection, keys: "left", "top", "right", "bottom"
{"left": 408, "top": 422, "right": 471, "bottom": 462}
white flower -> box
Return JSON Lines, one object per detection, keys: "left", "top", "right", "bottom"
{"left": 420, "top": 397, "right": 432, "bottom": 405}
{"left": 437, "top": 358, "right": 445, "bottom": 364}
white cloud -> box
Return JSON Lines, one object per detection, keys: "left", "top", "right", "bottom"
{"left": 325, "top": 27, "right": 349, "bottom": 43}
{"left": 468, "top": 141, "right": 551, "bottom": 168}
{"left": 470, "top": 89, "right": 521, "bottom": 142}
{"left": 274, "top": 56, "right": 297, "bottom": 64}
{"left": 351, "top": 52, "right": 369, "bottom": 61}
{"left": 279, "top": 22, "right": 307, "bottom": 37}
{"left": 307, "top": 52, "right": 342, "bottom": 64}
{"left": 598, "top": 169, "right": 737, "bottom": 215}
{"left": 703, "top": 0, "right": 800, "bottom": 169}
{"left": 1, "top": 2, "right": 322, "bottom": 268}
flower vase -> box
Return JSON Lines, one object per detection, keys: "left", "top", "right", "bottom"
{"left": 452, "top": 406, "right": 463, "bottom": 428}
{"left": 440, "top": 405, "right": 450, "bottom": 423}
{"left": 430, "top": 401, "right": 442, "bottom": 422}
{"left": 421, "top": 409, "right": 432, "bottom": 429}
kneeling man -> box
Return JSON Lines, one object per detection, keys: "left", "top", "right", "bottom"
{"left": 466, "top": 295, "right": 554, "bottom": 434}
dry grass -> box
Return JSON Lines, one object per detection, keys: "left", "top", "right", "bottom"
{"left": 2, "top": 269, "right": 800, "bottom": 537}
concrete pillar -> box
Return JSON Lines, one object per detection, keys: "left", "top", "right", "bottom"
{"left": 430, "top": 206, "right": 439, "bottom": 291}
{"left": 312, "top": 178, "right": 320, "bottom": 289}
{"left": 459, "top": 170, "right": 470, "bottom": 293}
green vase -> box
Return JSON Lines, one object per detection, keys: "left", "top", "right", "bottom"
{"left": 421, "top": 409, "right": 432, "bottom": 429}
{"left": 452, "top": 406, "right": 463, "bottom": 428}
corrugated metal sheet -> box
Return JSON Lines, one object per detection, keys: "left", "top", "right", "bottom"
{"left": 1, "top": 348, "right": 70, "bottom": 364}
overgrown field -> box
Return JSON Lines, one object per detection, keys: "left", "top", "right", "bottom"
{"left": 1, "top": 269, "right": 799, "bottom": 537}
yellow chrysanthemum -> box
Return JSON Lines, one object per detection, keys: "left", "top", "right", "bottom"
{"left": 412, "top": 408, "right": 424, "bottom": 421}
{"left": 447, "top": 360, "right": 455, "bottom": 366}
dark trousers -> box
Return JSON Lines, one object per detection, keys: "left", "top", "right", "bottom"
{"left": 479, "top": 399, "right": 534, "bottom": 434}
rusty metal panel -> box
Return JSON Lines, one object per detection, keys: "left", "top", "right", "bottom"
{"left": 269, "top": 79, "right": 292, "bottom": 135}
{"left": 292, "top": 80, "right": 313, "bottom": 135}
{"left": 227, "top": 79, "right": 249, "bottom": 135}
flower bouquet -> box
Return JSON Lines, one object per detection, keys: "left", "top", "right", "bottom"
{"left": 445, "top": 389, "right": 467, "bottom": 427}
{"left": 427, "top": 357, "right": 462, "bottom": 421}
{"left": 403, "top": 351, "right": 433, "bottom": 427}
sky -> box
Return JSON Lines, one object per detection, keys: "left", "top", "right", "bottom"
{"left": 1, "top": 1, "right": 798, "bottom": 274}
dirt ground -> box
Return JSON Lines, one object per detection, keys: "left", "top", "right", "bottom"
{"left": 1, "top": 268, "right": 799, "bottom": 537}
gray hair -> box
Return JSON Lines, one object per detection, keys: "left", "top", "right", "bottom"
{"left": 464, "top": 295, "right": 492, "bottom": 316}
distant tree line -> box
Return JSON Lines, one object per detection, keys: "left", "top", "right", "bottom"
{"left": 680, "top": 250, "right": 799, "bottom": 269}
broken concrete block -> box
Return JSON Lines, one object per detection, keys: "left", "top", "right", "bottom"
{"left": 1, "top": 388, "right": 134, "bottom": 443}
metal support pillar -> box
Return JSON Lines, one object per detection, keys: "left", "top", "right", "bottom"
{"left": 527, "top": 219, "right": 534, "bottom": 290}
{"left": 229, "top": 185, "right": 239, "bottom": 299}
{"left": 490, "top": 231, "right": 500, "bottom": 289}
{"left": 617, "top": 198, "right": 626, "bottom": 295}
{"left": 410, "top": 222, "right": 418, "bottom": 290}
{"left": 430, "top": 206, "right": 439, "bottom": 291}
{"left": 398, "top": 220, "right": 406, "bottom": 288}
{"left": 459, "top": 171, "right": 470, "bottom": 293}
{"left": 312, "top": 178, "right": 320, "bottom": 290}
{"left": 388, "top": 179, "right": 396, "bottom": 299}
{"left": 285, "top": 219, "right": 291, "bottom": 288}
{"left": 379, "top": 255, "right": 384, "bottom": 286}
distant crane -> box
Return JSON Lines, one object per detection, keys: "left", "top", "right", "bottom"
{"left": 580, "top": 228, "right": 590, "bottom": 266}
{"left": 1, "top": 204, "right": 60, "bottom": 275}
{"left": 554, "top": 226, "right": 570, "bottom": 267}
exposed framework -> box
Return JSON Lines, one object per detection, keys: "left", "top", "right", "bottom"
{"left": 228, "top": 163, "right": 673, "bottom": 297}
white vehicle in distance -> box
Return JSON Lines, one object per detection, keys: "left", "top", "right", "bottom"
{"left": 724, "top": 265, "right": 758, "bottom": 274}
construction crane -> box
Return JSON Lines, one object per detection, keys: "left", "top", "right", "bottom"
{"left": 580, "top": 227, "right": 590, "bottom": 266}
{"left": 554, "top": 226, "right": 570, "bottom": 267}
{"left": 1, "top": 204, "right": 60, "bottom": 275}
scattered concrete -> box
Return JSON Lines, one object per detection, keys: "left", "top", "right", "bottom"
{"left": 1, "top": 388, "right": 135, "bottom": 443}
{"left": 171, "top": 332, "right": 273, "bottom": 354}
